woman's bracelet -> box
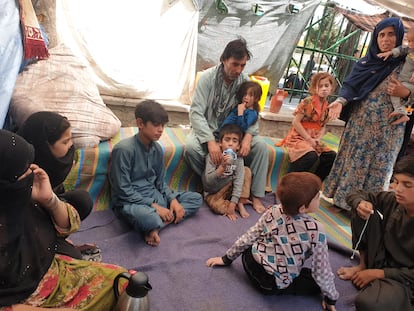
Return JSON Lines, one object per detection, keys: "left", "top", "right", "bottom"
{"left": 45, "top": 192, "right": 60, "bottom": 212}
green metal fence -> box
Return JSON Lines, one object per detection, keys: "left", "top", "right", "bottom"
{"left": 280, "top": 2, "right": 371, "bottom": 102}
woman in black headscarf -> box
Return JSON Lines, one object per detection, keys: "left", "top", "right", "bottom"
{"left": 0, "top": 129, "right": 126, "bottom": 310}
{"left": 323, "top": 17, "right": 414, "bottom": 210}
{"left": 18, "top": 111, "right": 95, "bottom": 259}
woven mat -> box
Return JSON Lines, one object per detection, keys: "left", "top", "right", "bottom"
{"left": 65, "top": 127, "right": 351, "bottom": 249}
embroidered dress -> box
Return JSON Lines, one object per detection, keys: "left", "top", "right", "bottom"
{"left": 278, "top": 95, "right": 332, "bottom": 162}
{"left": 323, "top": 17, "right": 407, "bottom": 210}
{"left": 323, "top": 76, "right": 405, "bottom": 210}
{"left": 23, "top": 254, "right": 126, "bottom": 310}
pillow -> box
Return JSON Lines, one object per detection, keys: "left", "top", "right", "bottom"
{"left": 9, "top": 44, "right": 121, "bottom": 148}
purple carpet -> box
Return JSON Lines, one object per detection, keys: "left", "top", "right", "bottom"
{"left": 71, "top": 194, "right": 358, "bottom": 310}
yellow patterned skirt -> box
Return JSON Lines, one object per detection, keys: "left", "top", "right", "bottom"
{"left": 3, "top": 254, "right": 128, "bottom": 310}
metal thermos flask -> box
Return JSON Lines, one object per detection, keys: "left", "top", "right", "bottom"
{"left": 113, "top": 271, "right": 152, "bottom": 311}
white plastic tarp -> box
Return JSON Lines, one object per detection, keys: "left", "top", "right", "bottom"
{"left": 365, "top": 0, "right": 414, "bottom": 19}
{"left": 56, "top": 0, "right": 320, "bottom": 104}
{"left": 0, "top": 0, "right": 23, "bottom": 128}
{"left": 56, "top": 0, "right": 199, "bottom": 105}
{"left": 195, "top": 0, "right": 321, "bottom": 93}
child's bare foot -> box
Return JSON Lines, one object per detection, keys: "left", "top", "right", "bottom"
{"left": 145, "top": 230, "right": 160, "bottom": 247}
{"left": 389, "top": 112, "right": 410, "bottom": 125}
{"left": 236, "top": 203, "right": 250, "bottom": 218}
{"left": 337, "top": 265, "right": 363, "bottom": 280}
{"left": 252, "top": 196, "right": 265, "bottom": 213}
{"left": 225, "top": 212, "right": 238, "bottom": 221}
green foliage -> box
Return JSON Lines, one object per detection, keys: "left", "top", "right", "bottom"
{"left": 306, "top": 8, "right": 340, "bottom": 50}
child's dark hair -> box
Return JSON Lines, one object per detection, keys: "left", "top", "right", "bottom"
{"left": 236, "top": 81, "right": 262, "bottom": 113}
{"left": 276, "top": 172, "right": 321, "bottom": 216}
{"left": 219, "top": 124, "right": 243, "bottom": 142}
{"left": 220, "top": 38, "right": 252, "bottom": 62}
{"left": 135, "top": 100, "right": 169, "bottom": 125}
{"left": 394, "top": 154, "right": 414, "bottom": 178}
{"left": 308, "top": 72, "right": 335, "bottom": 96}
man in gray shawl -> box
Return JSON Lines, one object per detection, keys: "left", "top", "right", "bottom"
{"left": 184, "top": 38, "right": 269, "bottom": 213}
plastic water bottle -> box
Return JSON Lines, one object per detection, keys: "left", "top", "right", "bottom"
{"left": 223, "top": 148, "right": 237, "bottom": 175}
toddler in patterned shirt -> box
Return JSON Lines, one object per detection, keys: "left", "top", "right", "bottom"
{"left": 206, "top": 172, "right": 339, "bottom": 310}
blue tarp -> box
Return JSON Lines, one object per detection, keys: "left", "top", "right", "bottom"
{"left": 0, "top": 0, "right": 23, "bottom": 129}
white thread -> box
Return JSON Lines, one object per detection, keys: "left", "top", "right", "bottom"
{"left": 350, "top": 209, "right": 382, "bottom": 260}
{"left": 350, "top": 215, "right": 370, "bottom": 260}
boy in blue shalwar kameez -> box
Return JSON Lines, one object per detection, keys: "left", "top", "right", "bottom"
{"left": 109, "top": 100, "right": 202, "bottom": 246}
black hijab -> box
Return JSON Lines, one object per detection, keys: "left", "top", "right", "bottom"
{"left": 0, "top": 130, "right": 56, "bottom": 306}
{"left": 18, "top": 111, "right": 75, "bottom": 189}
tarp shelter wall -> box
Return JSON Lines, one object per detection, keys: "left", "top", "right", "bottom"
{"left": 55, "top": 0, "right": 199, "bottom": 105}
{"left": 54, "top": 0, "right": 320, "bottom": 105}
{"left": 335, "top": 7, "right": 414, "bottom": 32}
{"left": 29, "top": 0, "right": 414, "bottom": 108}
{"left": 365, "top": 0, "right": 414, "bottom": 19}
{"left": 194, "top": 0, "right": 321, "bottom": 94}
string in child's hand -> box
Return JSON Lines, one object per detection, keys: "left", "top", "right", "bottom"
{"left": 350, "top": 209, "right": 383, "bottom": 260}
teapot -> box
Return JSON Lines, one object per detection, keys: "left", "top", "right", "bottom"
{"left": 113, "top": 271, "right": 152, "bottom": 311}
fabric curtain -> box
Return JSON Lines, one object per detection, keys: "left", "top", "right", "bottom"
{"left": 0, "top": 0, "right": 23, "bottom": 128}
{"left": 365, "top": 0, "right": 414, "bottom": 19}
{"left": 56, "top": 0, "right": 199, "bottom": 105}
{"left": 194, "top": 0, "right": 321, "bottom": 94}
{"left": 55, "top": 0, "right": 319, "bottom": 104}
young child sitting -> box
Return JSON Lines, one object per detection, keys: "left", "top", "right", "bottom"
{"left": 202, "top": 124, "right": 252, "bottom": 220}
{"left": 109, "top": 100, "right": 203, "bottom": 246}
{"left": 221, "top": 80, "right": 262, "bottom": 132}
{"left": 276, "top": 72, "right": 337, "bottom": 181}
{"left": 377, "top": 27, "right": 414, "bottom": 124}
{"left": 206, "top": 172, "right": 339, "bottom": 311}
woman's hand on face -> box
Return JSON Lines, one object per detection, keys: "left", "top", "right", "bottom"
{"left": 328, "top": 101, "right": 343, "bottom": 120}
{"left": 30, "top": 164, "right": 53, "bottom": 204}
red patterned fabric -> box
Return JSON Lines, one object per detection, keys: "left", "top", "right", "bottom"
{"left": 19, "top": 0, "right": 49, "bottom": 60}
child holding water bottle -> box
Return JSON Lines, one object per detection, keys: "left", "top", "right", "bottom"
{"left": 202, "top": 124, "right": 252, "bottom": 220}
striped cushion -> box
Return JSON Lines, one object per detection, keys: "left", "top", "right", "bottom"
{"left": 64, "top": 127, "right": 339, "bottom": 211}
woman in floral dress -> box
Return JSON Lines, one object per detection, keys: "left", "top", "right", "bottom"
{"left": 325, "top": 17, "right": 414, "bottom": 210}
